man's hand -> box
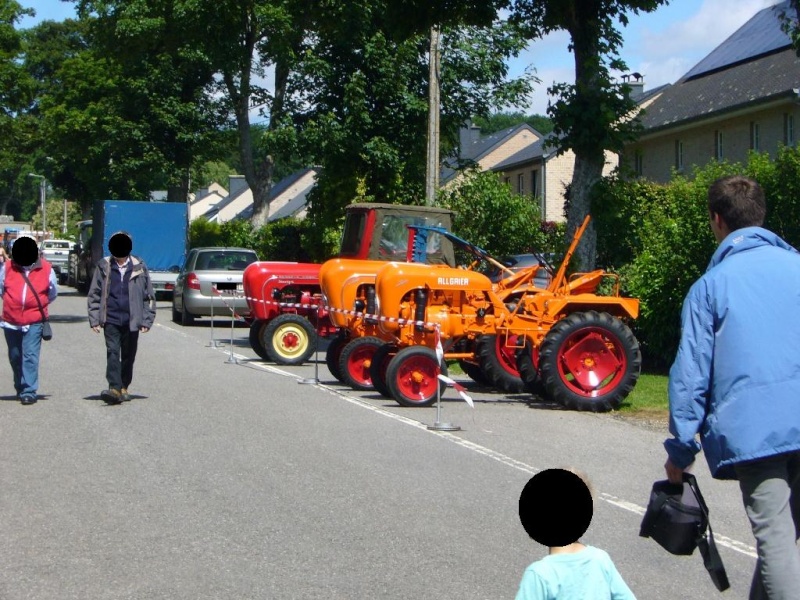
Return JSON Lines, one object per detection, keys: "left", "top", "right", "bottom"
{"left": 140, "top": 326, "right": 149, "bottom": 333}
{"left": 92, "top": 325, "right": 101, "bottom": 333}
{"left": 665, "top": 458, "right": 691, "bottom": 484}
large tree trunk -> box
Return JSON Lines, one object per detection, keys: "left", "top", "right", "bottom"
{"left": 567, "top": 155, "right": 602, "bottom": 271}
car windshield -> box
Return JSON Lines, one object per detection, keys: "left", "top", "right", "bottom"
{"left": 195, "top": 251, "right": 257, "bottom": 271}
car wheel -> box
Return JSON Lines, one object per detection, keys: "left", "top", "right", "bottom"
{"left": 539, "top": 311, "right": 641, "bottom": 412}
{"left": 172, "top": 303, "right": 181, "bottom": 324}
{"left": 181, "top": 300, "right": 196, "bottom": 326}
{"left": 263, "top": 314, "right": 316, "bottom": 365}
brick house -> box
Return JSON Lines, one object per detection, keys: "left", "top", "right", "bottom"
{"left": 623, "top": 1, "right": 800, "bottom": 182}
{"left": 442, "top": 122, "right": 617, "bottom": 222}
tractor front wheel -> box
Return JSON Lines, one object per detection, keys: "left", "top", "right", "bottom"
{"left": 369, "top": 343, "right": 398, "bottom": 398}
{"left": 539, "top": 311, "right": 641, "bottom": 412}
{"left": 263, "top": 314, "right": 317, "bottom": 365}
{"left": 386, "top": 346, "right": 447, "bottom": 407}
{"left": 249, "top": 320, "right": 269, "bottom": 360}
{"left": 325, "top": 334, "right": 348, "bottom": 382}
{"left": 516, "top": 342, "right": 545, "bottom": 397}
{"left": 339, "top": 336, "right": 384, "bottom": 391}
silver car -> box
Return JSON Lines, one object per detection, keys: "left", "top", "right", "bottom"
{"left": 171, "top": 247, "right": 258, "bottom": 325}
{"left": 40, "top": 239, "right": 74, "bottom": 284}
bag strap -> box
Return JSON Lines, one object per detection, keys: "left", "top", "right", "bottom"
{"left": 19, "top": 267, "right": 48, "bottom": 323}
{"left": 683, "top": 473, "right": 730, "bottom": 592}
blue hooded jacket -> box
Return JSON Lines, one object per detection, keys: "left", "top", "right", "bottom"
{"left": 665, "top": 227, "right": 800, "bottom": 479}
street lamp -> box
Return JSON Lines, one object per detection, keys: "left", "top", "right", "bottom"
{"left": 27, "top": 173, "right": 46, "bottom": 240}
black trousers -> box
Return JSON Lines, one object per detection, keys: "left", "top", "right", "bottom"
{"left": 103, "top": 323, "right": 139, "bottom": 390}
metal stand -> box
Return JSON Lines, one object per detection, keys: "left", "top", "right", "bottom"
{"left": 225, "top": 296, "right": 240, "bottom": 365}
{"left": 206, "top": 289, "right": 221, "bottom": 348}
{"left": 428, "top": 372, "right": 460, "bottom": 431}
{"left": 298, "top": 306, "right": 320, "bottom": 385}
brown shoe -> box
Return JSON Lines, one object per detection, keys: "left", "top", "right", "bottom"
{"left": 101, "top": 389, "right": 123, "bottom": 405}
{"left": 120, "top": 388, "right": 131, "bottom": 402}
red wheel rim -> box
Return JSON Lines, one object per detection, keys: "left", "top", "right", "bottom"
{"left": 496, "top": 334, "right": 521, "bottom": 377}
{"left": 557, "top": 327, "right": 626, "bottom": 397}
{"left": 346, "top": 345, "right": 377, "bottom": 386}
{"left": 395, "top": 354, "right": 439, "bottom": 403}
{"left": 281, "top": 332, "right": 299, "bottom": 349}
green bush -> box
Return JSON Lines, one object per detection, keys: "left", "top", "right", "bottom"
{"left": 593, "top": 148, "right": 800, "bottom": 367}
{"left": 438, "top": 169, "right": 557, "bottom": 258}
{"left": 189, "top": 218, "right": 222, "bottom": 248}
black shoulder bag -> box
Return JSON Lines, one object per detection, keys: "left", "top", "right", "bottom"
{"left": 20, "top": 269, "right": 52, "bottom": 341}
{"left": 640, "top": 472, "right": 729, "bottom": 591}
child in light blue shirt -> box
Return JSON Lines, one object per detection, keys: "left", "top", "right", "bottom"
{"left": 515, "top": 468, "right": 636, "bottom": 600}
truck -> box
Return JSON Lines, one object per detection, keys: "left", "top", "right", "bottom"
{"left": 69, "top": 200, "right": 188, "bottom": 298}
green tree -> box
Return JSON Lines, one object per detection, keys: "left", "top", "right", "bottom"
{"left": 511, "top": 0, "right": 667, "bottom": 270}
{"left": 297, "top": 6, "right": 534, "bottom": 253}
{"left": 437, "top": 168, "right": 548, "bottom": 258}
{"left": 472, "top": 111, "right": 553, "bottom": 136}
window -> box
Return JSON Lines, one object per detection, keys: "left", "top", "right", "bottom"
{"left": 674, "top": 140, "right": 684, "bottom": 171}
{"left": 714, "top": 131, "right": 723, "bottom": 160}
{"left": 634, "top": 151, "right": 643, "bottom": 177}
{"left": 785, "top": 114, "right": 795, "bottom": 146}
{"left": 531, "top": 170, "right": 539, "bottom": 197}
{"left": 517, "top": 173, "right": 525, "bottom": 194}
{"left": 750, "top": 122, "right": 760, "bottom": 151}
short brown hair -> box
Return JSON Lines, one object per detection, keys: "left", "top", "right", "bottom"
{"left": 707, "top": 175, "right": 766, "bottom": 231}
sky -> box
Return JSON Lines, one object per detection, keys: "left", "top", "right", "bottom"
{"left": 17, "top": 0, "right": 782, "bottom": 115}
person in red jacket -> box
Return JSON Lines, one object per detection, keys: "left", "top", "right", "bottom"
{"left": 0, "top": 236, "right": 58, "bottom": 404}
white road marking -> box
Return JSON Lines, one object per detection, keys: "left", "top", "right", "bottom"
{"left": 201, "top": 338, "right": 759, "bottom": 560}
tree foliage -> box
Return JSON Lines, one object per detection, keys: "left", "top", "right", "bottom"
{"left": 437, "top": 168, "right": 551, "bottom": 259}
{"left": 511, "top": 0, "right": 667, "bottom": 271}
{"left": 472, "top": 111, "right": 553, "bottom": 136}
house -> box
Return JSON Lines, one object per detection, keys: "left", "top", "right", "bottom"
{"left": 189, "top": 182, "right": 228, "bottom": 221}
{"left": 198, "top": 168, "right": 319, "bottom": 224}
{"left": 442, "top": 122, "right": 617, "bottom": 222}
{"left": 623, "top": 0, "right": 800, "bottom": 182}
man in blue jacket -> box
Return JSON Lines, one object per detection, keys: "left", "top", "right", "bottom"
{"left": 664, "top": 175, "right": 800, "bottom": 599}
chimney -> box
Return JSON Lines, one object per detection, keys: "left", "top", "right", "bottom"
{"left": 459, "top": 120, "right": 482, "bottom": 158}
{"left": 623, "top": 72, "right": 645, "bottom": 97}
{"left": 228, "top": 174, "right": 248, "bottom": 196}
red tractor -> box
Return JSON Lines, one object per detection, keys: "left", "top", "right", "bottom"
{"left": 243, "top": 203, "right": 455, "bottom": 365}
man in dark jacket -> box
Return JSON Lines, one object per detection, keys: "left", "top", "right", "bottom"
{"left": 87, "top": 231, "right": 156, "bottom": 404}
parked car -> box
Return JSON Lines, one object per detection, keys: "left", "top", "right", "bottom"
{"left": 486, "top": 253, "right": 554, "bottom": 287}
{"left": 171, "top": 247, "right": 259, "bottom": 326}
{"left": 40, "top": 239, "right": 75, "bottom": 284}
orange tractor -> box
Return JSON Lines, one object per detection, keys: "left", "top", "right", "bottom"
{"left": 245, "top": 203, "right": 455, "bottom": 365}
{"left": 367, "top": 216, "right": 641, "bottom": 412}
{"left": 319, "top": 226, "right": 543, "bottom": 394}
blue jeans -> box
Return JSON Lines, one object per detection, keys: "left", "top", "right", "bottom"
{"left": 4, "top": 323, "right": 43, "bottom": 400}
{"left": 736, "top": 452, "right": 800, "bottom": 600}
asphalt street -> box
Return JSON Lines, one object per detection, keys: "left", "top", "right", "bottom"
{"left": 0, "top": 288, "right": 763, "bottom": 599}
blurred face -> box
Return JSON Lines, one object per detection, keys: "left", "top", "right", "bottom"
{"left": 11, "top": 237, "right": 38, "bottom": 267}
{"left": 108, "top": 233, "right": 132, "bottom": 258}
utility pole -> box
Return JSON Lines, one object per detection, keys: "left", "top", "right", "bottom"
{"left": 425, "top": 26, "right": 441, "bottom": 206}
{"left": 28, "top": 173, "right": 46, "bottom": 240}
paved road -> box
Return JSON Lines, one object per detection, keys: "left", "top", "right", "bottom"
{"left": 0, "top": 289, "right": 761, "bottom": 599}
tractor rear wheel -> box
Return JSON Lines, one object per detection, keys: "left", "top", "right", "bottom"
{"left": 386, "top": 346, "right": 447, "bottom": 408}
{"left": 249, "top": 320, "right": 269, "bottom": 360}
{"left": 516, "top": 342, "right": 545, "bottom": 397}
{"left": 369, "top": 343, "right": 397, "bottom": 398}
{"left": 476, "top": 334, "right": 525, "bottom": 393}
{"left": 263, "top": 314, "right": 317, "bottom": 365}
{"left": 325, "top": 334, "right": 348, "bottom": 382}
{"left": 539, "top": 311, "right": 641, "bottom": 412}
{"left": 458, "top": 359, "right": 491, "bottom": 386}
{"left": 339, "top": 336, "right": 384, "bottom": 391}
